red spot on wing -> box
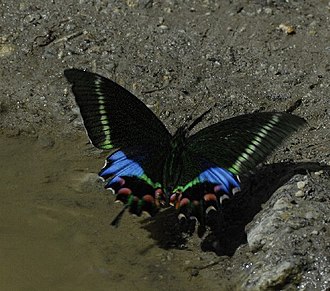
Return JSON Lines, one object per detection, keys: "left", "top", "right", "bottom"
{"left": 203, "top": 193, "right": 217, "bottom": 201}
{"left": 142, "top": 194, "right": 155, "bottom": 203}
{"left": 118, "top": 187, "right": 132, "bottom": 195}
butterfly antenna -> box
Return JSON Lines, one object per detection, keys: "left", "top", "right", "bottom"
{"left": 188, "top": 107, "right": 213, "bottom": 131}
{"left": 182, "top": 84, "right": 214, "bottom": 130}
{"left": 110, "top": 204, "right": 129, "bottom": 227}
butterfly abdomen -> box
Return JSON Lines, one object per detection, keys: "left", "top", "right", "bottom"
{"left": 162, "top": 127, "right": 188, "bottom": 191}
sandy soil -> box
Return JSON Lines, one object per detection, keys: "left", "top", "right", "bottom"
{"left": 0, "top": 1, "right": 329, "bottom": 290}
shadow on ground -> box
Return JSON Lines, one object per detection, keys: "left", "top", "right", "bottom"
{"left": 142, "top": 162, "right": 329, "bottom": 256}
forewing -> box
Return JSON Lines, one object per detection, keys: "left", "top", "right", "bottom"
{"left": 186, "top": 112, "right": 306, "bottom": 175}
{"left": 64, "top": 69, "right": 171, "bottom": 150}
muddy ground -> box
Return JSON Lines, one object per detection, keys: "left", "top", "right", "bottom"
{"left": 0, "top": 0, "right": 329, "bottom": 290}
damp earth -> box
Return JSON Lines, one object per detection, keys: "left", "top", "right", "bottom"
{"left": 0, "top": 1, "right": 329, "bottom": 290}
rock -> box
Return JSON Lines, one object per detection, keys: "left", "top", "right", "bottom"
{"left": 241, "top": 260, "right": 302, "bottom": 290}
{"left": 247, "top": 197, "right": 292, "bottom": 252}
{"left": 295, "top": 190, "right": 305, "bottom": 197}
{"left": 297, "top": 181, "right": 307, "bottom": 189}
{"left": 72, "top": 173, "right": 104, "bottom": 193}
{"left": 243, "top": 174, "right": 330, "bottom": 290}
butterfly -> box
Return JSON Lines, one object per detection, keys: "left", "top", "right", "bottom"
{"left": 64, "top": 68, "right": 306, "bottom": 228}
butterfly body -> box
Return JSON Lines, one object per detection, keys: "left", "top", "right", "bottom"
{"left": 64, "top": 68, "right": 306, "bottom": 227}
{"left": 162, "top": 126, "right": 188, "bottom": 191}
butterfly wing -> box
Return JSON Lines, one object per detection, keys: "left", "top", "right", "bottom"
{"left": 187, "top": 112, "right": 306, "bottom": 175}
{"left": 64, "top": 69, "right": 171, "bottom": 217}
{"left": 64, "top": 69, "right": 171, "bottom": 150}
{"left": 172, "top": 112, "right": 306, "bottom": 226}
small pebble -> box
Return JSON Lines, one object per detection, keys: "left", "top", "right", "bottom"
{"left": 166, "top": 252, "right": 174, "bottom": 261}
{"left": 295, "top": 190, "right": 305, "bottom": 197}
{"left": 159, "top": 25, "right": 168, "bottom": 30}
{"left": 264, "top": 8, "right": 272, "bottom": 14}
{"left": 297, "top": 181, "right": 306, "bottom": 190}
{"left": 0, "top": 43, "right": 16, "bottom": 57}
{"left": 311, "top": 230, "right": 319, "bottom": 235}
{"left": 314, "top": 170, "right": 323, "bottom": 176}
{"left": 305, "top": 212, "right": 315, "bottom": 219}
{"left": 191, "top": 268, "right": 199, "bottom": 277}
{"left": 279, "top": 23, "right": 296, "bottom": 34}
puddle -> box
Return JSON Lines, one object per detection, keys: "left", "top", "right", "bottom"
{"left": 0, "top": 134, "right": 230, "bottom": 291}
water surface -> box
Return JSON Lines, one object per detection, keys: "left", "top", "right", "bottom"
{"left": 0, "top": 134, "right": 228, "bottom": 290}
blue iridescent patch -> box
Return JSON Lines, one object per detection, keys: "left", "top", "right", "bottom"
{"left": 99, "top": 150, "right": 144, "bottom": 182}
{"left": 197, "top": 167, "right": 240, "bottom": 192}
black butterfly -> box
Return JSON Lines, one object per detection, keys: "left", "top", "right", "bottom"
{"left": 64, "top": 69, "right": 306, "bottom": 227}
